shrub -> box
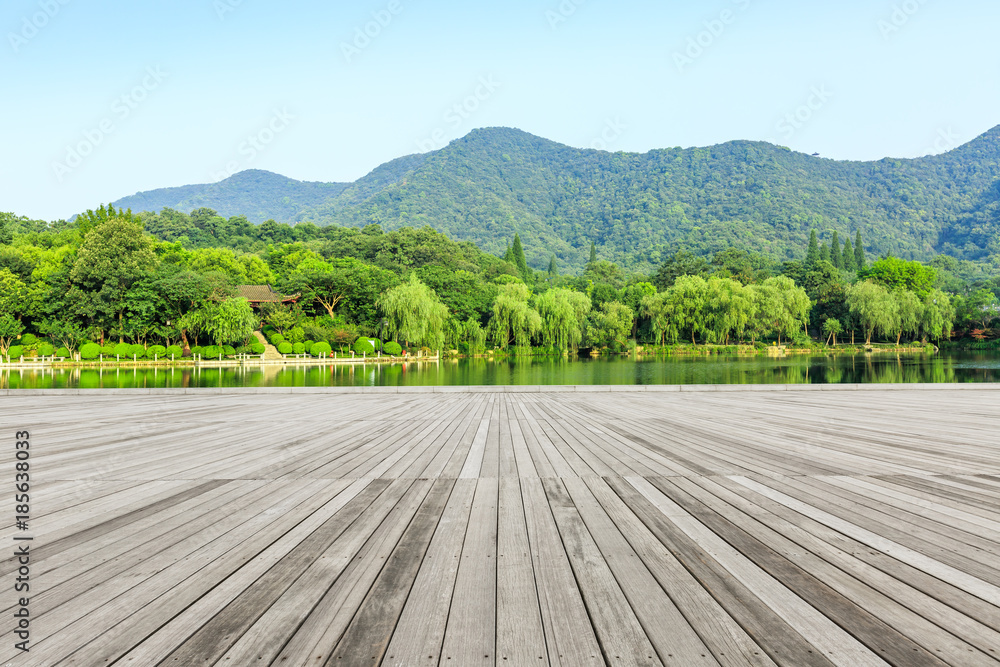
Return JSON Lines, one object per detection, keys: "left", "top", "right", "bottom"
{"left": 353, "top": 338, "right": 376, "bottom": 355}
{"left": 165, "top": 345, "right": 183, "bottom": 358}
{"left": 80, "top": 343, "right": 101, "bottom": 360}
{"left": 277, "top": 341, "right": 293, "bottom": 354}
{"left": 146, "top": 345, "right": 167, "bottom": 359}
{"left": 222, "top": 345, "right": 236, "bottom": 356}
{"left": 202, "top": 345, "right": 222, "bottom": 358}
{"left": 303, "top": 340, "right": 314, "bottom": 350}
{"left": 190, "top": 346, "right": 203, "bottom": 356}
{"left": 383, "top": 341, "right": 402, "bottom": 356}
{"left": 128, "top": 344, "right": 146, "bottom": 358}
{"left": 310, "top": 341, "right": 332, "bottom": 357}
{"left": 55, "top": 347, "right": 71, "bottom": 359}
{"left": 292, "top": 342, "right": 306, "bottom": 354}
{"left": 36, "top": 342, "right": 55, "bottom": 357}
{"left": 250, "top": 342, "right": 265, "bottom": 354}
{"left": 8, "top": 345, "right": 23, "bottom": 359}
{"left": 19, "top": 334, "right": 38, "bottom": 348}
{"left": 286, "top": 326, "right": 305, "bottom": 344}
{"left": 269, "top": 333, "right": 284, "bottom": 346}
{"left": 113, "top": 342, "right": 131, "bottom": 357}
{"left": 100, "top": 345, "right": 116, "bottom": 356}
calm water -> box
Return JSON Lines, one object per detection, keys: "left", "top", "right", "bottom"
{"left": 2, "top": 352, "right": 999, "bottom": 389}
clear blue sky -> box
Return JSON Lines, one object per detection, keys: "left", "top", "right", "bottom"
{"left": 3, "top": 0, "right": 999, "bottom": 220}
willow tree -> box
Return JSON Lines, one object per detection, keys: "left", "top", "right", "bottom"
{"left": 758, "top": 276, "right": 811, "bottom": 345}
{"left": 463, "top": 317, "right": 487, "bottom": 355}
{"left": 534, "top": 288, "right": 591, "bottom": 351}
{"left": 920, "top": 289, "right": 954, "bottom": 342}
{"left": 489, "top": 283, "right": 541, "bottom": 351}
{"left": 665, "top": 274, "right": 708, "bottom": 344}
{"left": 206, "top": 297, "right": 259, "bottom": 346}
{"left": 586, "top": 301, "right": 634, "bottom": 350}
{"left": 846, "top": 280, "right": 899, "bottom": 345}
{"left": 377, "top": 274, "right": 449, "bottom": 348}
{"left": 891, "top": 290, "right": 923, "bottom": 345}
{"left": 703, "top": 277, "right": 755, "bottom": 345}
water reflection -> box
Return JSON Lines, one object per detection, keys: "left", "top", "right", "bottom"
{"left": 2, "top": 352, "right": 999, "bottom": 389}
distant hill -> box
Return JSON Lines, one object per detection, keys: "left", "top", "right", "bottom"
{"left": 113, "top": 170, "right": 348, "bottom": 225}
{"left": 110, "top": 126, "right": 1000, "bottom": 272}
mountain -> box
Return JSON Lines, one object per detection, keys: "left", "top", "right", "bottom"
{"left": 113, "top": 170, "right": 348, "bottom": 225}
{"left": 110, "top": 126, "right": 1000, "bottom": 272}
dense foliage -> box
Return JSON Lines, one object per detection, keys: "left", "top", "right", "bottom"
{"left": 2, "top": 201, "right": 999, "bottom": 361}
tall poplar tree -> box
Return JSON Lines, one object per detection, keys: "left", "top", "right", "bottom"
{"left": 806, "top": 230, "right": 819, "bottom": 264}
{"left": 842, "top": 237, "right": 856, "bottom": 272}
{"left": 830, "top": 231, "right": 842, "bottom": 268}
{"left": 854, "top": 231, "right": 866, "bottom": 271}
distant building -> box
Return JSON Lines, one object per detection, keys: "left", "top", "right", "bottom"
{"left": 236, "top": 285, "right": 300, "bottom": 308}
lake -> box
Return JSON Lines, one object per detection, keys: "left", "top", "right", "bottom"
{"left": 2, "top": 351, "right": 999, "bottom": 389}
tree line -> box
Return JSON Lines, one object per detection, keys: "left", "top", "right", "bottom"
{"left": 1, "top": 206, "right": 998, "bottom": 360}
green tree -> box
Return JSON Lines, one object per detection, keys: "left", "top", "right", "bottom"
{"left": 548, "top": 255, "right": 558, "bottom": 278}
{"left": 463, "top": 317, "right": 487, "bottom": 354}
{"left": 962, "top": 288, "right": 1000, "bottom": 330}
{"left": 0, "top": 268, "right": 29, "bottom": 317}
{"left": 661, "top": 274, "right": 708, "bottom": 344}
{"left": 586, "top": 301, "right": 634, "bottom": 350}
{"left": 846, "top": 280, "right": 899, "bottom": 345}
{"left": 822, "top": 318, "right": 843, "bottom": 346}
{"left": 69, "top": 217, "right": 158, "bottom": 341}
{"left": 206, "top": 297, "right": 259, "bottom": 346}
{"left": 841, "top": 237, "right": 856, "bottom": 272}
{"left": 891, "top": 290, "right": 923, "bottom": 345}
{"left": 489, "top": 282, "right": 541, "bottom": 350}
{"left": 862, "top": 257, "right": 937, "bottom": 297}
{"left": 653, "top": 250, "right": 710, "bottom": 290}
{"left": 703, "top": 277, "right": 755, "bottom": 345}
{"left": 378, "top": 274, "right": 449, "bottom": 348}
{"left": 819, "top": 243, "right": 830, "bottom": 263}
{"left": 534, "top": 288, "right": 591, "bottom": 351}
{"left": 511, "top": 233, "right": 529, "bottom": 281}
{"left": 920, "top": 290, "right": 954, "bottom": 341}
{"left": 830, "top": 231, "right": 842, "bottom": 269}
{"left": 854, "top": 231, "right": 866, "bottom": 271}
{"left": 759, "top": 276, "right": 811, "bottom": 345}
{"left": 806, "top": 230, "right": 819, "bottom": 264}
{"left": 0, "top": 314, "right": 24, "bottom": 356}
{"left": 588, "top": 241, "right": 597, "bottom": 265}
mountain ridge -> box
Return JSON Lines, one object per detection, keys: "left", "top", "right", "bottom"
{"left": 110, "top": 126, "right": 1000, "bottom": 271}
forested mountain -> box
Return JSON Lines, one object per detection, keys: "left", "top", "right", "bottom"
{"left": 113, "top": 170, "right": 348, "bottom": 225}
{"left": 110, "top": 126, "right": 1000, "bottom": 273}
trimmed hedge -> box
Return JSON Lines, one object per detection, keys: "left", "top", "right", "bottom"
{"left": 37, "top": 342, "right": 55, "bottom": 357}
{"left": 100, "top": 345, "right": 116, "bottom": 356}
{"left": 202, "top": 345, "right": 222, "bottom": 358}
{"left": 222, "top": 345, "right": 236, "bottom": 356}
{"left": 190, "top": 346, "right": 203, "bottom": 356}
{"left": 309, "top": 341, "right": 332, "bottom": 357}
{"left": 292, "top": 342, "right": 306, "bottom": 355}
{"left": 147, "top": 345, "right": 167, "bottom": 359}
{"left": 128, "top": 344, "right": 145, "bottom": 358}
{"left": 250, "top": 342, "right": 265, "bottom": 354}
{"left": 277, "top": 341, "right": 293, "bottom": 354}
{"left": 269, "top": 333, "right": 284, "bottom": 346}
{"left": 113, "top": 343, "right": 131, "bottom": 357}
{"left": 165, "top": 345, "right": 183, "bottom": 358}
{"left": 8, "top": 345, "right": 23, "bottom": 359}
{"left": 353, "top": 338, "right": 377, "bottom": 355}
{"left": 80, "top": 343, "right": 101, "bottom": 360}
{"left": 55, "top": 347, "right": 71, "bottom": 359}
{"left": 20, "top": 334, "right": 38, "bottom": 348}
{"left": 383, "top": 341, "right": 402, "bottom": 356}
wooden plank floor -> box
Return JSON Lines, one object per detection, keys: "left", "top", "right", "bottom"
{"left": 2, "top": 388, "right": 1000, "bottom": 666}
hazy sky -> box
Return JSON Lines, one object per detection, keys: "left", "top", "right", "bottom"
{"left": 3, "top": 0, "right": 999, "bottom": 220}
